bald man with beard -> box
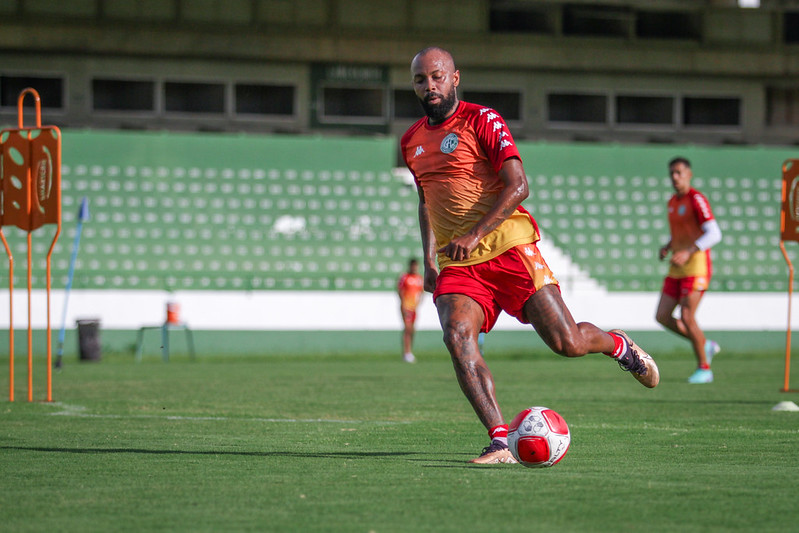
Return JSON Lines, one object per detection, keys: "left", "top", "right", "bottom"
{"left": 400, "top": 46, "right": 660, "bottom": 464}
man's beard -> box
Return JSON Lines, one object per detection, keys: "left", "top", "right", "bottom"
{"left": 419, "top": 89, "right": 457, "bottom": 123}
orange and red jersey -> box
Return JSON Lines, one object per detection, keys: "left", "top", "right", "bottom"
{"left": 667, "top": 188, "right": 715, "bottom": 279}
{"left": 400, "top": 101, "right": 539, "bottom": 269}
{"left": 397, "top": 272, "right": 423, "bottom": 311}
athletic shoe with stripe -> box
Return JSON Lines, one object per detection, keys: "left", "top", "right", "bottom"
{"left": 610, "top": 329, "right": 660, "bottom": 388}
{"left": 688, "top": 368, "right": 714, "bottom": 384}
{"left": 468, "top": 441, "right": 517, "bottom": 464}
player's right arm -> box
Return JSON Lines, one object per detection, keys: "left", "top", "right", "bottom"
{"left": 659, "top": 239, "right": 672, "bottom": 261}
{"left": 437, "top": 156, "right": 528, "bottom": 262}
{"left": 417, "top": 187, "right": 439, "bottom": 293}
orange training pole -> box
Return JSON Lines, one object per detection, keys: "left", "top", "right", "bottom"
{"left": 27, "top": 232, "right": 32, "bottom": 402}
{"left": 22, "top": 89, "right": 40, "bottom": 403}
{"left": 1, "top": 231, "right": 13, "bottom": 401}
{"left": 1, "top": 88, "right": 61, "bottom": 402}
{"left": 780, "top": 242, "right": 793, "bottom": 392}
{"left": 43, "top": 146, "right": 61, "bottom": 403}
{"left": 780, "top": 159, "right": 799, "bottom": 393}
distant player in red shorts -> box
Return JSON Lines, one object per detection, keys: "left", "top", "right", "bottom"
{"left": 656, "top": 157, "right": 722, "bottom": 384}
{"left": 398, "top": 258, "right": 424, "bottom": 363}
{"left": 401, "top": 46, "right": 660, "bottom": 465}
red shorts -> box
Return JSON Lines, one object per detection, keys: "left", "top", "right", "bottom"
{"left": 662, "top": 276, "right": 709, "bottom": 299}
{"left": 433, "top": 243, "right": 559, "bottom": 333}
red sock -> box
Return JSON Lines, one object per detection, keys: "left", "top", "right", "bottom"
{"left": 699, "top": 363, "right": 710, "bottom": 370}
{"left": 603, "top": 332, "right": 626, "bottom": 358}
{"left": 490, "top": 424, "right": 508, "bottom": 445}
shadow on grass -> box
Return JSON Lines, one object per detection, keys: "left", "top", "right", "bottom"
{"left": 2, "top": 446, "right": 501, "bottom": 468}
{"left": 0, "top": 446, "right": 418, "bottom": 459}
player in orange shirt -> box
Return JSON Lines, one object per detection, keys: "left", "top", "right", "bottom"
{"left": 398, "top": 258, "right": 424, "bottom": 363}
{"left": 401, "top": 46, "right": 659, "bottom": 465}
{"left": 656, "top": 157, "right": 722, "bottom": 384}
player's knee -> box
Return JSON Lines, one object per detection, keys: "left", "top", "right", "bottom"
{"left": 655, "top": 310, "right": 670, "bottom": 326}
{"left": 441, "top": 322, "right": 477, "bottom": 354}
{"left": 680, "top": 307, "right": 697, "bottom": 324}
{"left": 549, "top": 335, "right": 585, "bottom": 358}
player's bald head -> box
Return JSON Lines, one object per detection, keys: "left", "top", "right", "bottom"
{"left": 411, "top": 46, "right": 460, "bottom": 124}
{"left": 411, "top": 46, "right": 456, "bottom": 73}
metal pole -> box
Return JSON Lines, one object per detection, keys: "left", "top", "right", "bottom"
{"left": 55, "top": 197, "right": 89, "bottom": 370}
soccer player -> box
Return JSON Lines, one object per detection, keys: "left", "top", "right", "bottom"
{"left": 656, "top": 157, "right": 722, "bottom": 384}
{"left": 400, "top": 46, "right": 659, "bottom": 465}
{"left": 397, "top": 258, "right": 424, "bottom": 363}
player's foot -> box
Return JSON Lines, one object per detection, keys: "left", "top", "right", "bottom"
{"left": 468, "top": 440, "right": 517, "bottom": 464}
{"left": 403, "top": 352, "right": 416, "bottom": 363}
{"left": 705, "top": 339, "right": 720, "bottom": 365}
{"left": 610, "top": 329, "right": 660, "bottom": 388}
{"left": 688, "top": 368, "right": 714, "bottom": 384}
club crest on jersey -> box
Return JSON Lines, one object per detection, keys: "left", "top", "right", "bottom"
{"left": 678, "top": 205, "right": 686, "bottom": 216}
{"left": 440, "top": 133, "right": 459, "bottom": 154}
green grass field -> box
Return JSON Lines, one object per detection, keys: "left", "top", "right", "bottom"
{"left": 2, "top": 336, "right": 798, "bottom": 532}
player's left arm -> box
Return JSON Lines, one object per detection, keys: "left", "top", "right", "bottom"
{"left": 694, "top": 219, "right": 722, "bottom": 251}
{"left": 437, "top": 157, "right": 528, "bottom": 262}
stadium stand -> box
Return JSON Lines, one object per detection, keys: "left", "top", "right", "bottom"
{"left": 4, "top": 130, "right": 418, "bottom": 292}
{"left": 3, "top": 131, "right": 796, "bottom": 293}
{"left": 519, "top": 143, "right": 796, "bottom": 292}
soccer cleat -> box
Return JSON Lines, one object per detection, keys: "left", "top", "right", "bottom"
{"left": 403, "top": 352, "right": 416, "bottom": 363}
{"left": 705, "top": 340, "right": 720, "bottom": 365}
{"left": 688, "top": 368, "right": 714, "bottom": 384}
{"left": 468, "top": 441, "right": 518, "bottom": 464}
{"left": 609, "top": 329, "right": 660, "bottom": 388}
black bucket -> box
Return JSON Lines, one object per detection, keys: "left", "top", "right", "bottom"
{"left": 76, "top": 319, "right": 101, "bottom": 362}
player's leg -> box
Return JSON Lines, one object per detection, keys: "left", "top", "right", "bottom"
{"left": 435, "top": 293, "right": 515, "bottom": 464}
{"left": 523, "top": 285, "right": 659, "bottom": 388}
{"left": 437, "top": 293, "right": 501, "bottom": 428}
{"left": 679, "top": 290, "right": 706, "bottom": 365}
{"left": 522, "top": 285, "right": 612, "bottom": 356}
{"left": 655, "top": 292, "right": 686, "bottom": 338}
{"left": 401, "top": 310, "right": 416, "bottom": 363}
{"left": 679, "top": 290, "right": 715, "bottom": 383}
{"left": 656, "top": 285, "right": 715, "bottom": 382}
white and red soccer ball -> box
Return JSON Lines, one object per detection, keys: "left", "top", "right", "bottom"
{"left": 508, "top": 406, "right": 570, "bottom": 468}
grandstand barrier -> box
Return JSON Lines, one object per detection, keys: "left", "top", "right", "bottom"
{"left": 0, "top": 130, "right": 797, "bottom": 351}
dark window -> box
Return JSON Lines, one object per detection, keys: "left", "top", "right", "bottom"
{"left": 548, "top": 93, "right": 607, "bottom": 123}
{"left": 616, "top": 95, "right": 674, "bottom": 125}
{"left": 235, "top": 84, "right": 294, "bottom": 116}
{"left": 321, "top": 86, "right": 384, "bottom": 120}
{"left": 563, "top": 5, "right": 631, "bottom": 38}
{"left": 165, "top": 81, "right": 225, "bottom": 113}
{"left": 683, "top": 97, "right": 740, "bottom": 127}
{"left": 489, "top": 5, "right": 555, "bottom": 34}
{"left": 766, "top": 87, "right": 799, "bottom": 126}
{"left": 464, "top": 90, "right": 522, "bottom": 121}
{"left": 393, "top": 89, "right": 421, "bottom": 119}
{"left": 784, "top": 11, "right": 799, "bottom": 43}
{"left": 1, "top": 75, "right": 63, "bottom": 109}
{"left": 93, "top": 79, "right": 155, "bottom": 111}
{"left": 635, "top": 11, "right": 699, "bottom": 40}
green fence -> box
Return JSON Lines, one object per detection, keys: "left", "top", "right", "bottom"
{"left": 518, "top": 143, "right": 796, "bottom": 291}
{"left": 2, "top": 130, "right": 796, "bottom": 292}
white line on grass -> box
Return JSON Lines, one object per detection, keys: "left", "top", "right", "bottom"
{"left": 571, "top": 422, "right": 799, "bottom": 435}
{"left": 47, "top": 402, "right": 407, "bottom": 425}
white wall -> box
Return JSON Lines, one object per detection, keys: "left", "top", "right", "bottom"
{"left": 1, "top": 287, "right": 793, "bottom": 332}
